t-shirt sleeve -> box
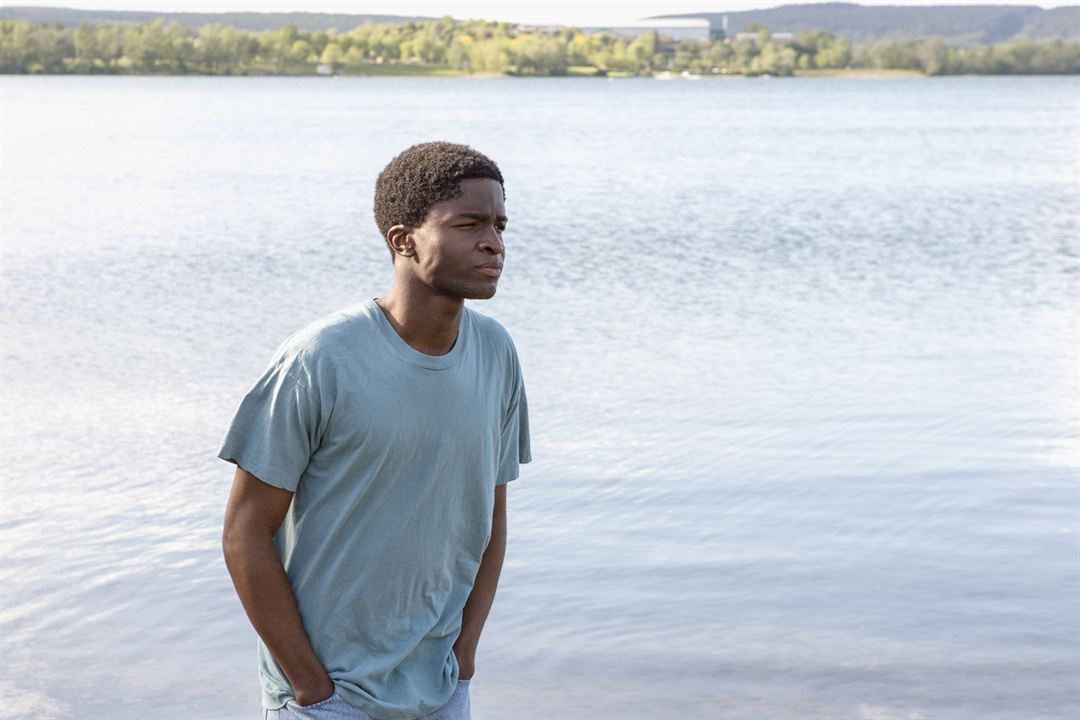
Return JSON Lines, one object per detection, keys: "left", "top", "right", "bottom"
{"left": 217, "top": 352, "right": 325, "bottom": 493}
{"left": 496, "top": 355, "right": 531, "bottom": 486}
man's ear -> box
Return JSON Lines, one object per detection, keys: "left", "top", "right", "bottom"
{"left": 386, "top": 225, "right": 416, "bottom": 259}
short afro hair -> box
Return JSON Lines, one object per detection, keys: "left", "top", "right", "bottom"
{"left": 374, "top": 142, "right": 505, "bottom": 260}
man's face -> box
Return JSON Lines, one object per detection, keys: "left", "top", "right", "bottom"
{"left": 407, "top": 178, "right": 507, "bottom": 300}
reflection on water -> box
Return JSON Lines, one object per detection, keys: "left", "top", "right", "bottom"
{"left": 1, "top": 76, "right": 1077, "bottom": 719}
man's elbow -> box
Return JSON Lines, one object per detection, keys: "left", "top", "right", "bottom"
{"left": 221, "top": 519, "right": 243, "bottom": 567}
{"left": 486, "top": 514, "right": 507, "bottom": 552}
{"left": 221, "top": 515, "right": 262, "bottom": 567}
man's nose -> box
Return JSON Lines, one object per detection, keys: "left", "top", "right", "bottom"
{"left": 479, "top": 226, "right": 504, "bottom": 255}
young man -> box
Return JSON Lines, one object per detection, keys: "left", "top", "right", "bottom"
{"left": 219, "top": 142, "right": 530, "bottom": 720}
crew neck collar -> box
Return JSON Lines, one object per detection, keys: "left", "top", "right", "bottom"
{"left": 366, "top": 298, "right": 468, "bottom": 371}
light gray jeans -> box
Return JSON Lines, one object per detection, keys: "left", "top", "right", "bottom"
{"left": 265, "top": 680, "right": 470, "bottom": 720}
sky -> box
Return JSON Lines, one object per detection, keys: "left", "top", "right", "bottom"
{"left": 7, "top": 1, "right": 1075, "bottom": 27}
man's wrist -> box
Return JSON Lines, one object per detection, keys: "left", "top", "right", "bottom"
{"left": 454, "top": 630, "right": 479, "bottom": 654}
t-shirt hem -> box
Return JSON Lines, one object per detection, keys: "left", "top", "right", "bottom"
{"left": 496, "top": 455, "right": 532, "bottom": 486}
{"left": 261, "top": 691, "right": 287, "bottom": 711}
{"left": 217, "top": 446, "right": 297, "bottom": 492}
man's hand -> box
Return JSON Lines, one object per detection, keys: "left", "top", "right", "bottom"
{"left": 294, "top": 675, "right": 336, "bottom": 706}
{"left": 453, "top": 643, "right": 476, "bottom": 680}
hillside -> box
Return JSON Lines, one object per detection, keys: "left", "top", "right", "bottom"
{"left": 0, "top": 7, "right": 435, "bottom": 32}
{"left": 654, "top": 3, "right": 1080, "bottom": 44}
{"left": 1014, "top": 6, "right": 1080, "bottom": 41}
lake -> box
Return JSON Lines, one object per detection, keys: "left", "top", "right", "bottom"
{"left": 1, "top": 74, "right": 1077, "bottom": 719}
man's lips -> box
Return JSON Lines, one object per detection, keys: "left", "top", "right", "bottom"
{"left": 476, "top": 264, "right": 502, "bottom": 277}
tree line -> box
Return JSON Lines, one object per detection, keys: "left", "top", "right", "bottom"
{"left": 2, "top": 17, "right": 1077, "bottom": 76}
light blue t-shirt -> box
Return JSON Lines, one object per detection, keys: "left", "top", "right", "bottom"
{"left": 218, "top": 299, "right": 530, "bottom": 720}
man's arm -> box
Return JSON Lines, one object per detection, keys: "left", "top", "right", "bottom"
{"left": 222, "top": 466, "right": 335, "bottom": 706}
{"left": 453, "top": 483, "right": 507, "bottom": 680}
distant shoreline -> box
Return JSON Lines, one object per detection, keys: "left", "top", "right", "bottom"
{"left": 5, "top": 67, "right": 1069, "bottom": 78}
{"left": 1, "top": 68, "right": 1039, "bottom": 79}
{"left": 791, "top": 68, "right": 925, "bottom": 78}
{"left": 4, "top": 16, "right": 1077, "bottom": 78}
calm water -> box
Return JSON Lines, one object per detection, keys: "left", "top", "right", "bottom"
{"left": 1, "top": 75, "right": 1078, "bottom": 719}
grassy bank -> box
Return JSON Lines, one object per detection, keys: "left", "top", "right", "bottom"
{"left": 793, "top": 68, "right": 926, "bottom": 78}
{"left": 338, "top": 62, "right": 467, "bottom": 77}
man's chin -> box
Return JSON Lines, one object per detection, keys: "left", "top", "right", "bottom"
{"left": 435, "top": 280, "right": 499, "bottom": 301}
{"left": 464, "top": 283, "right": 498, "bottom": 300}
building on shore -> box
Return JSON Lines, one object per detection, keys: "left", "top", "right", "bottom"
{"left": 516, "top": 16, "right": 795, "bottom": 47}
{"left": 581, "top": 18, "right": 711, "bottom": 43}
{"left": 640, "top": 15, "right": 795, "bottom": 44}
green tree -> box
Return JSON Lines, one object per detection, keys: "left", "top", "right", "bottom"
{"left": 917, "top": 37, "right": 948, "bottom": 75}
{"left": 163, "top": 22, "right": 194, "bottom": 73}
{"left": 731, "top": 36, "right": 759, "bottom": 71}
{"left": 703, "top": 39, "right": 735, "bottom": 72}
{"left": 751, "top": 42, "right": 796, "bottom": 75}
{"left": 816, "top": 37, "right": 852, "bottom": 68}
{"left": 467, "top": 36, "right": 512, "bottom": 73}
{"left": 566, "top": 30, "right": 594, "bottom": 66}
{"left": 71, "top": 23, "right": 98, "bottom": 72}
{"left": 289, "top": 39, "right": 314, "bottom": 67}
{"left": 262, "top": 24, "right": 299, "bottom": 72}
{"left": 342, "top": 45, "right": 366, "bottom": 69}
{"left": 0, "top": 21, "right": 32, "bottom": 73}
{"left": 320, "top": 42, "right": 343, "bottom": 71}
{"left": 446, "top": 36, "right": 471, "bottom": 70}
{"left": 627, "top": 31, "right": 657, "bottom": 69}
{"left": 860, "top": 39, "right": 920, "bottom": 70}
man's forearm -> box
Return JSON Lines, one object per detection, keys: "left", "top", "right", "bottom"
{"left": 223, "top": 528, "right": 334, "bottom": 704}
{"left": 454, "top": 489, "right": 507, "bottom": 679}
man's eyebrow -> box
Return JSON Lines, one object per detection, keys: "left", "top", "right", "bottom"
{"left": 453, "top": 212, "right": 508, "bottom": 223}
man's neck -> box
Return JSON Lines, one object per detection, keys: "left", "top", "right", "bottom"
{"left": 375, "top": 283, "right": 464, "bottom": 357}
